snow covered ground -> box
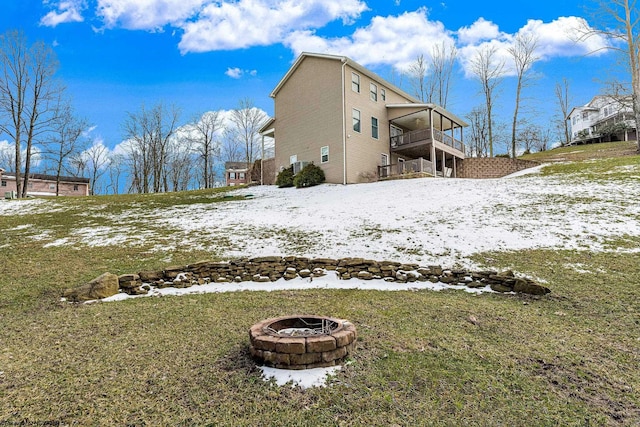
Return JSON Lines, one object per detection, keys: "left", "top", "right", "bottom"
{"left": 2, "top": 165, "right": 640, "bottom": 269}
{"left": 3, "top": 163, "right": 640, "bottom": 387}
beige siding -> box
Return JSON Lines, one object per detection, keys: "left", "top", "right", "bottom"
{"left": 274, "top": 56, "right": 344, "bottom": 183}
{"left": 343, "top": 65, "right": 416, "bottom": 183}
{"left": 270, "top": 53, "right": 453, "bottom": 184}
{"left": 1, "top": 176, "right": 89, "bottom": 196}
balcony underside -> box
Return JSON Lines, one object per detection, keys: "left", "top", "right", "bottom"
{"left": 390, "top": 128, "right": 465, "bottom": 159}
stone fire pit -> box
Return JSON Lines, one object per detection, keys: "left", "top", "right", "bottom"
{"left": 249, "top": 315, "right": 357, "bottom": 370}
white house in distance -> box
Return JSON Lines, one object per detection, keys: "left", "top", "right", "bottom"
{"left": 567, "top": 95, "right": 638, "bottom": 144}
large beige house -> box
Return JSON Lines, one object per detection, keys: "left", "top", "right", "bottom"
{"left": 260, "top": 52, "right": 468, "bottom": 184}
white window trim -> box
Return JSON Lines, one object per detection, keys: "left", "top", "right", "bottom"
{"left": 370, "top": 83, "right": 377, "bottom": 101}
{"left": 321, "top": 146, "right": 329, "bottom": 163}
{"left": 371, "top": 116, "right": 379, "bottom": 139}
{"left": 352, "top": 109, "right": 361, "bottom": 133}
{"left": 290, "top": 154, "right": 298, "bottom": 165}
{"left": 352, "top": 72, "right": 360, "bottom": 93}
{"left": 381, "top": 88, "right": 386, "bottom": 101}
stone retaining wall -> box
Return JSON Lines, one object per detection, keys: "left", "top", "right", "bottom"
{"left": 458, "top": 158, "right": 539, "bottom": 179}
{"left": 63, "top": 256, "right": 550, "bottom": 302}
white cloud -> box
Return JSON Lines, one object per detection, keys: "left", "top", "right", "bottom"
{"left": 225, "top": 67, "right": 258, "bottom": 79}
{"left": 0, "top": 140, "right": 44, "bottom": 170}
{"left": 40, "top": 0, "right": 85, "bottom": 27}
{"left": 457, "top": 18, "right": 502, "bottom": 45}
{"left": 95, "top": 0, "right": 207, "bottom": 30}
{"left": 177, "top": 0, "right": 368, "bottom": 53}
{"left": 225, "top": 67, "right": 243, "bottom": 79}
{"left": 456, "top": 16, "right": 610, "bottom": 77}
{"left": 285, "top": 7, "right": 454, "bottom": 70}
{"left": 519, "top": 17, "right": 609, "bottom": 59}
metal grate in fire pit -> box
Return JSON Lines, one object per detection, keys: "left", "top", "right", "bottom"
{"left": 266, "top": 317, "right": 338, "bottom": 337}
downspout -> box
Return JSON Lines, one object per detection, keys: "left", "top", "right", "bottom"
{"left": 430, "top": 108, "right": 436, "bottom": 177}
{"left": 260, "top": 135, "right": 264, "bottom": 185}
{"left": 341, "top": 57, "right": 348, "bottom": 185}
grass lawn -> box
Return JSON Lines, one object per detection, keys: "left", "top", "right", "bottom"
{"left": 1, "top": 144, "right": 639, "bottom": 426}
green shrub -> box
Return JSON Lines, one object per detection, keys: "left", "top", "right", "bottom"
{"left": 293, "top": 163, "right": 325, "bottom": 188}
{"left": 275, "top": 166, "right": 294, "bottom": 188}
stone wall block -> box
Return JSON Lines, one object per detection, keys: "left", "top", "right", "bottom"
{"left": 252, "top": 335, "right": 279, "bottom": 352}
{"left": 306, "top": 335, "right": 337, "bottom": 353}
{"left": 321, "top": 346, "right": 347, "bottom": 363}
{"left": 276, "top": 338, "right": 306, "bottom": 354}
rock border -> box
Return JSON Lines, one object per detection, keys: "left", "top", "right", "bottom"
{"left": 63, "top": 256, "right": 551, "bottom": 302}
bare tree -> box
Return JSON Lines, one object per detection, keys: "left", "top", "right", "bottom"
{"left": 554, "top": 78, "right": 572, "bottom": 146}
{"left": 46, "top": 100, "right": 88, "bottom": 195}
{"left": 517, "top": 122, "right": 540, "bottom": 154}
{"left": 166, "top": 136, "right": 194, "bottom": 192}
{"left": 188, "top": 111, "right": 223, "bottom": 188}
{"left": 466, "top": 106, "right": 490, "bottom": 157}
{"left": 408, "top": 54, "right": 429, "bottom": 102}
{"left": 0, "top": 30, "right": 28, "bottom": 197}
{"left": 122, "top": 102, "right": 181, "bottom": 193}
{"left": 84, "top": 142, "right": 109, "bottom": 195}
{"left": 579, "top": 0, "right": 640, "bottom": 152}
{"left": 470, "top": 45, "right": 505, "bottom": 157}
{"left": 227, "top": 98, "right": 268, "bottom": 167}
{"left": 106, "top": 152, "right": 124, "bottom": 195}
{"left": 507, "top": 32, "right": 539, "bottom": 158}
{"left": 430, "top": 40, "right": 458, "bottom": 108}
{"left": 535, "top": 127, "right": 553, "bottom": 152}
{"left": 0, "top": 30, "right": 62, "bottom": 197}
{"left": 0, "top": 141, "right": 15, "bottom": 170}
{"left": 68, "top": 151, "right": 86, "bottom": 178}
{"left": 219, "top": 130, "right": 243, "bottom": 163}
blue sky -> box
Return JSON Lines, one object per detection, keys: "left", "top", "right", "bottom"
{"left": 1, "top": 0, "right": 618, "bottom": 155}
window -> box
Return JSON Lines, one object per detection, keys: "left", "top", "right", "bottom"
{"left": 371, "top": 117, "right": 379, "bottom": 139}
{"left": 49, "top": 183, "right": 55, "bottom": 190}
{"left": 321, "top": 146, "right": 329, "bottom": 163}
{"left": 582, "top": 111, "right": 589, "bottom": 120}
{"left": 381, "top": 153, "right": 389, "bottom": 166}
{"left": 604, "top": 107, "right": 610, "bottom": 117}
{"left": 352, "top": 109, "right": 361, "bottom": 132}
{"left": 229, "top": 172, "right": 236, "bottom": 180}
{"left": 73, "top": 184, "right": 78, "bottom": 191}
{"left": 290, "top": 154, "right": 297, "bottom": 165}
{"left": 381, "top": 88, "right": 386, "bottom": 101}
{"left": 351, "top": 72, "right": 360, "bottom": 93}
{"left": 239, "top": 172, "right": 245, "bottom": 180}
{"left": 370, "top": 83, "right": 377, "bottom": 101}
{"left": 1, "top": 180, "right": 6, "bottom": 187}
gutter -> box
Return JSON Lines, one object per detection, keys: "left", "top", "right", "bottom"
{"left": 341, "top": 57, "right": 347, "bottom": 185}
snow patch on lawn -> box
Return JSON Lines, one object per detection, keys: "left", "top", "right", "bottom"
{"left": 259, "top": 365, "right": 342, "bottom": 389}
{"left": 5, "top": 172, "right": 640, "bottom": 269}
{"left": 95, "top": 273, "right": 495, "bottom": 303}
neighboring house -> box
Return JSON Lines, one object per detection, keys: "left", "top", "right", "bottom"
{"left": 225, "top": 162, "right": 250, "bottom": 186}
{"left": 259, "top": 52, "right": 468, "bottom": 184}
{"left": 0, "top": 170, "right": 90, "bottom": 197}
{"left": 567, "top": 95, "right": 637, "bottom": 145}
